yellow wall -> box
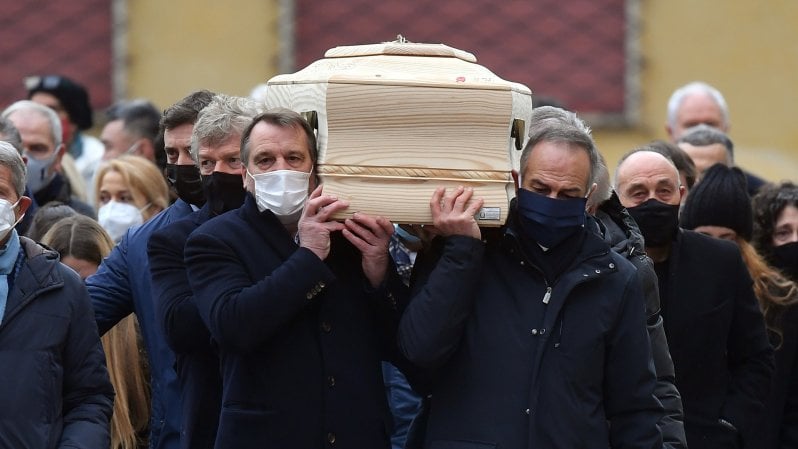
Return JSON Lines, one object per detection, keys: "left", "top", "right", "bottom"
{"left": 125, "top": 1, "right": 797, "bottom": 183}
{"left": 596, "top": 0, "right": 798, "bottom": 183}
{"left": 125, "top": 0, "right": 280, "bottom": 109}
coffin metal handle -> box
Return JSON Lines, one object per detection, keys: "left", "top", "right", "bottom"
{"left": 301, "top": 110, "right": 318, "bottom": 132}
{"left": 510, "top": 118, "right": 525, "bottom": 151}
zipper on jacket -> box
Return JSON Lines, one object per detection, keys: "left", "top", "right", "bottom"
{"left": 542, "top": 286, "right": 552, "bottom": 304}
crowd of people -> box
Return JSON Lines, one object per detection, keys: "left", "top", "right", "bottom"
{"left": 0, "top": 75, "right": 796, "bottom": 449}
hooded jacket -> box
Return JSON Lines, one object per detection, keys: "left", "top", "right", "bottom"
{"left": 0, "top": 236, "right": 113, "bottom": 448}
{"left": 399, "top": 215, "right": 663, "bottom": 449}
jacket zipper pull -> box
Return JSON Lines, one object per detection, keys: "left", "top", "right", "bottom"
{"left": 542, "top": 287, "right": 552, "bottom": 304}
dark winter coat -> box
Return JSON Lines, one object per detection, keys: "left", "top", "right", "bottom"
{"left": 148, "top": 204, "right": 219, "bottom": 449}
{"left": 0, "top": 236, "right": 114, "bottom": 448}
{"left": 399, "top": 221, "right": 663, "bottom": 449}
{"left": 184, "top": 194, "right": 407, "bottom": 449}
{"left": 661, "top": 230, "right": 774, "bottom": 449}
{"left": 596, "top": 193, "right": 687, "bottom": 449}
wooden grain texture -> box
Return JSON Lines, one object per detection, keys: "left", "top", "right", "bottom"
{"left": 320, "top": 173, "right": 513, "bottom": 226}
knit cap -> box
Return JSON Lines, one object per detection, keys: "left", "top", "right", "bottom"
{"left": 681, "top": 163, "right": 753, "bottom": 240}
{"left": 25, "top": 75, "right": 93, "bottom": 130}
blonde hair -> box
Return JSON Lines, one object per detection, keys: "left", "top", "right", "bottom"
{"left": 94, "top": 155, "right": 169, "bottom": 221}
{"left": 41, "top": 216, "right": 151, "bottom": 449}
{"left": 737, "top": 238, "right": 798, "bottom": 348}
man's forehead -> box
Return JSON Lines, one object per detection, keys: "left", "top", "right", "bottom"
{"left": 618, "top": 152, "right": 678, "bottom": 184}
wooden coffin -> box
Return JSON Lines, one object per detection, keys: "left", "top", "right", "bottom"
{"left": 265, "top": 39, "right": 533, "bottom": 225}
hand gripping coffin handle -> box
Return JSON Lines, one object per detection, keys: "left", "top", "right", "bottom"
{"left": 511, "top": 118, "right": 525, "bottom": 151}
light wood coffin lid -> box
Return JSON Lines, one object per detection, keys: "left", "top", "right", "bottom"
{"left": 265, "top": 39, "right": 533, "bottom": 225}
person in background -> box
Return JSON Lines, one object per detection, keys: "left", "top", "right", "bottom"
{"left": 665, "top": 81, "right": 766, "bottom": 195}
{"left": 676, "top": 125, "right": 734, "bottom": 183}
{"left": 615, "top": 149, "right": 774, "bottom": 448}
{"left": 0, "top": 116, "right": 37, "bottom": 233}
{"left": 86, "top": 90, "right": 215, "bottom": 449}
{"left": 148, "top": 94, "right": 260, "bottom": 449}
{"left": 586, "top": 153, "right": 687, "bottom": 449}
{"left": 42, "top": 215, "right": 151, "bottom": 449}
{"left": 647, "top": 140, "right": 697, "bottom": 205}
{"left": 25, "top": 201, "right": 77, "bottom": 242}
{"left": 2, "top": 100, "right": 94, "bottom": 217}
{"left": 0, "top": 141, "right": 113, "bottom": 446}
{"left": 26, "top": 74, "right": 104, "bottom": 201}
{"left": 751, "top": 181, "right": 798, "bottom": 447}
{"left": 101, "top": 99, "right": 162, "bottom": 164}
{"left": 753, "top": 182, "right": 798, "bottom": 282}
{"left": 94, "top": 155, "right": 169, "bottom": 242}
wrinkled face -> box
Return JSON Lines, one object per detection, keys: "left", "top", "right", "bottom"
{"left": 773, "top": 205, "right": 798, "bottom": 247}
{"left": 520, "top": 140, "right": 593, "bottom": 200}
{"left": 678, "top": 142, "right": 730, "bottom": 181}
{"left": 198, "top": 135, "right": 243, "bottom": 176}
{"left": 164, "top": 123, "right": 194, "bottom": 165}
{"left": 243, "top": 121, "right": 316, "bottom": 192}
{"left": 101, "top": 119, "right": 137, "bottom": 160}
{"left": 8, "top": 109, "right": 58, "bottom": 162}
{"left": 694, "top": 225, "right": 737, "bottom": 241}
{"left": 616, "top": 151, "right": 684, "bottom": 208}
{"left": 669, "top": 93, "right": 727, "bottom": 140}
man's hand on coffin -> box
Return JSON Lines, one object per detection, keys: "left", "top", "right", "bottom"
{"left": 343, "top": 212, "right": 394, "bottom": 288}
{"left": 298, "top": 185, "right": 347, "bottom": 260}
{"left": 428, "top": 186, "right": 484, "bottom": 240}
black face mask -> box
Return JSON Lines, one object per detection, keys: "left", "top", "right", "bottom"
{"left": 201, "top": 172, "right": 245, "bottom": 216}
{"left": 627, "top": 199, "right": 680, "bottom": 247}
{"left": 165, "top": 164, "right": 205, "bottom": 207}
{"left": 772, "top": 241, "right": 798, "bottom": 281}
{"left": 516, "top": 188, "right": 587, "bottom": 249}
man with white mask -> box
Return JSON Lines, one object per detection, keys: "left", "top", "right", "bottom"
{"left": 183, "top": 108, "right": 408, "bottom": 448}
{"left": 0, "top": 141, "right": 113, "bottom": 446}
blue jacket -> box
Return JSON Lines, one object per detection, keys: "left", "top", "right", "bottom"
{"left": 148, "top": 204, "right": 219, "bottom": 449}
{"left": 184, "top": 194, "right": 407, "bottom": 449}
{"left": 87, "top": 199, "right": 193, "bottom": 449}
{"left": 399, "top": 224, "right": 663, "bottom": 449}
{"left": 0, "top": 236, "right": 114, "bottom": 448}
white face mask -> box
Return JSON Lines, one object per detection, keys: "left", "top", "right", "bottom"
{"left": 98, "top": 200, "right": 146, "bottom": 242}
{"left": 0, "top": 198, "right": 22, "bottom": 242}
{"left": 247, "top": 169, "right": 311, "bottom": 225}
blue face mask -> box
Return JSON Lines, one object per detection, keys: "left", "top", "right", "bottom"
{"left": 25, "top": 151, "right": 57, "bottom": 194}
{"left": 516, "top": 188, "right": 587, "bottom": 249}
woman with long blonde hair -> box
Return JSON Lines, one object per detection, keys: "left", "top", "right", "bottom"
{"left": 41, "top": 215, "right": 151, "bottom": 449}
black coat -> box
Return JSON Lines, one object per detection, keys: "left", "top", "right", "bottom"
{"left": 149, "top": 204, "right": 218, "bottom": 449}
{"left": 399, "top": 225, "right": 663, "bottom": 449}
{"left": 751, "top": 304, "right": 798, "bottom": 448}
{"left": 596, "top": 194, "right": 687, "bottom": 449}
{"left": 184, "top": 194, "right": 407, "bottom": 449}
{"left": 0, "top": 236, "right": 114, "bottom": 448}
{"left": 661, "top": 230, "right": 774, "bottom": 449}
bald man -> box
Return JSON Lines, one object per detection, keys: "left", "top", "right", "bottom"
{"left": 615, "top": 148, "right": 773, "bottom": 449}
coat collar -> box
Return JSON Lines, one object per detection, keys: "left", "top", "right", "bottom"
{"left": 239, "top": 193, "right": 297, "bottom": 260}
{"left": 0, "top": 237, "right": 63, "bottom": 329}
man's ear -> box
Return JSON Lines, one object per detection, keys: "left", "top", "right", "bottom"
{"left": 511, "top": 169, "right": 520, "bottom": 193}
{"left": 240, "top": 166, "right": 249, "bottom": 189}
{"left": 139, "top": 139, "right": 156, "bottom": 162}
{"left": 16, "top": 196, "right": 32, "bottom": 217}
{"left": 51, "top": 144, "right": 66, "bottom": 173}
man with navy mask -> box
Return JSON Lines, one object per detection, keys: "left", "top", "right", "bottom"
{"left": 398, "top": 106, "right": 662, "bottom": 448}
{"left": 86, "top": 90, "right": 215, "bottom": 449}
